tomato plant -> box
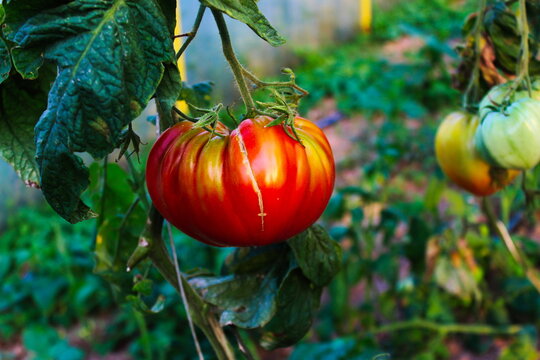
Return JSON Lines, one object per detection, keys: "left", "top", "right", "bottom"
{"left": 147, "top": 116, "right": 335, "bottom": 247}
{"left": 478, "top": 79, "right": 540, "bottom": 119}
{"left": 475, "top": 98, "right": 540, "bottom": 170}
{"left": 435, "top": 111, "right": 518, "bottom": 196}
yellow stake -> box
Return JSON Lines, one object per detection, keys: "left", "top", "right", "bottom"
{"left": 359, "top": 0, "right": 372, "bottom": 33}
{"left": 174, "top": 1, "right": 189, "bottom": 113}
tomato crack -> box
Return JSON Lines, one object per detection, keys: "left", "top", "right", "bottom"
{"left": 236, "top": 133, "right": 266, "bottom": 232}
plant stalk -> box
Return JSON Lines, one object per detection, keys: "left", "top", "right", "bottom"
{"left": 482, "top": 197, "right": 540, "bottom": 293}
{"left": 176, "top": 5, "right": 206, "bottom": 61}
{"left": 212, "top": 10, "right": 256, "bottom": 115}
{"left": 142, "top": 206, "right": 236, "bottom": 360}
{"left": 370, "top": 318, "right": 524, "bottom": 336}
{"left": 462, "top": 0, "right": 486, "bottom": 111}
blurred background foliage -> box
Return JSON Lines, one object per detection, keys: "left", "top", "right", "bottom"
{"left": 1, "top": 0, "right": 540, "bottom": 359}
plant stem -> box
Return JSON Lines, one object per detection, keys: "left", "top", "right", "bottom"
{"left": 139, "top": 206, "right": 236, "bottom": 360}
{"left": 176, "top": 5, "right": 206, "bottom": 61}
{"left": 126, "top": 156, "right": 150, "bottom": 211}
{"left": 212, "top": 10, "right": 256, "bottom": 115}
{"left": 482, "top": 197, "right": 540, "bottom": 293}
{"left": 133, "top": 308, "right": 153, "bottom": 360}
{"left": 232, "top": 327, "right": 256, "bottom": 360}
{"left": 166, "top": 223, "right": 205, "bottom": 360}
{"left": 503, "top": 0, "right": 533, "bottom": 98}
{"left": 462, "top": 0, "right": 486, "bottom": 111}
{"left": 370, "top": 318, "right": 524, "bottom": 336}
{"left": 517, "top": 0, "right": 532, "bottom": 95}
{"left": 241, "top": 66, "right": 309, "bottom": 96}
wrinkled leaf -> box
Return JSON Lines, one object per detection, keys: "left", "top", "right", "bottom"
{"left": 0, "top": 37, "right": 11, "bottom": 84}
{"left": 200, "top": 0, "right": 285, "bottom": 46}
{"left": 287, "top": 225, "right": 342, "bottom": 287}
{"left": 179, "top": 81, "right": 214, "bottom": 112}
{"left": 190, "top": 250, "right": 292, "bottom": 329}
{"left": 4, "top": 0, "right": 174, "bottom": 223}
{"left": 223, "top": 243, "right": 288, "bottom": 274}
{"left": 0, "top": 69, "right": 53, "bottom": 187}
{"left": 155, "top": 63, "right": 182, "bottom": 130}
{"left": 258, "top": 269, "right": 322, "bottom": 350}
{"left": 190, "top": 272, "right": 280, "bottom": 329}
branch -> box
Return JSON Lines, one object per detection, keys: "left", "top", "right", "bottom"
{"left": 176, "top": 5, "right": 206, "bottom": 61}
{"left": 482, "top": 197, "right": 540, "bottom": 293}
{"left": 130, "top": 206, "right": 236, "bottom": 360}
{"left": 370, "top": 319, "right": 524, "bottom": 336}
{"left": 212, "top": 9, "right": 256, "bottom": 115}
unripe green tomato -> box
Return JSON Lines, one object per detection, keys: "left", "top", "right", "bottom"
{"left": 478, "top": 79, "right": 540, "bottom": 120}
{"left": 475, "top": 98, "right": 540, "bottom": 170}
{"left": 435, "top": 111, "right": 518, "bottom": 196}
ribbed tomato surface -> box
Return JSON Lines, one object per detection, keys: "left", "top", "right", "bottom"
{"left": 146, "top": 116, "right": 335, "bottom": 247}
{"left": 435, "top": 111, "right": 518, "bottom": 196}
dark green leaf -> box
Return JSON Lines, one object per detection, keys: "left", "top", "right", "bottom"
{"left": 4, "top": 0, "right": 174, "bottom": 222}
{"left": 223, "top": 243, "right": 288, "bottom": 274}
{"left": 155, "top": 0, "right": 177, "bottom": 34}
{"left": 155, "top": 63, "right": 182, "bottom": 129}
{"left": 200, "top": 0, "right": 286, "bottom": 46}
{"left": 258, "top": 269, "right": 322, "bottom": 350}
{"left": 0, "top": 70, "right": 53, "bottom": 187}
{"left": 287, "top": 225, "right": 342, "bottom": 287}
{"left": 0, "top": 37, "right": 11, "bottom": 84}
{"left": 133, "top": 279, "right": 153, "bottom": 296}
{"left": 190, "top": 273, "right": 280, "bottom": 328}
{"left": 179, "top": 81, "right": 214, "bottom": 111}
{"left": 405, "top": 216, "right": 431, "bottom": 275}
{"left": 23, "top": 325, "right": 84, "bottom": 360}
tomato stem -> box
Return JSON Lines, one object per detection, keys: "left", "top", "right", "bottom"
{"left": 175, "top": 5, "right": 206, "bottom": 61}
{"left": 481, "top": 197, "right": 540, "bottom": 293}
{"left": 516, "top": 0, "right": 533, "bottom": 96}
{"left": 370, "top": 318, "right": 524, "bottom": 336}
{"left": 212, "top": 10, "right": 257, "bottom": 116}
{"left": 462, "top": 0, "right": 486, "bottom": 111}
{"left": 131, "top": 206, "right": 237, "bottom": 360}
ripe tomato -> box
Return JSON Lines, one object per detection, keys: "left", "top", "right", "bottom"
{"left": 146, "top": 116, "right": 335, "bottom": 247}
{"left": 475, "top": 98, "right": 540, "bottom": 170}
{"left": 478, "top": 79, "right": 540, "bottom": 120}
{"left": 435, "top": 111, "right": 518, "bottom": 196}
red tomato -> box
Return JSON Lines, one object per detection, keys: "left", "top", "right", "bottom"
{"left": 146, "top": 116, "right": 335, "bottom": 247}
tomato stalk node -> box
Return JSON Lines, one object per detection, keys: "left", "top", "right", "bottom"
{"left": 175, "top": 5, "right": 206, "bottom": 61}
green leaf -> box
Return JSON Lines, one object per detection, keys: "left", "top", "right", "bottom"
{"left": 2, "top": 0, "right": 66, "bottom": 79}
{"left": 0, "top": 70, "right": 53, "bottom": 187}
{"left": 133, "top": 279, "right": 153, "bottom": 296}
{"left": 192, "top": 274, "right": 279, "bottom": 328}
{"left": 200, "top": 0, "right": 286, "bottom": 46}
{"left": 257, "top": 269, "right": 322, "bottom": 350}
{"left": 189, "top": 260, "right": 286, "bottom": 328}
{"left": 155, "top": 63, "right": 182, "bottom": 129}
{"left": 0, "top": 37, "right": 11, "bottom": 84}
{"left": 155, "top": 0, "right": 177, "bottom": 34}
{"left": 179, "top": 81, "right": 214, "bottom": 111}
{"left": 287, "top": 225, "right": 342, "bottom": 287}
{"left": 4, "top": 0, "right": 174, "bottom": 223}
{"left": 10, "top": 47, "right": 42, "bottom": 79}
{"left": 223, "top": 243, "right": 287, "bottom": 274}
{"left": 23, "top": 325, "right": 84, "bottom": 360}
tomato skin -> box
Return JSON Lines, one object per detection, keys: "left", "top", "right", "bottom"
{"left": 475, "top": 98, "right": 540, "bottom": 170}
{"left": 435, "top": 111, "right": 518, "bottom": 196}
{"left": 146, "top": 116, "right": 335, "bottom": 247}
{"left": 478, "top": 80, "right": 540, "bottom": 120}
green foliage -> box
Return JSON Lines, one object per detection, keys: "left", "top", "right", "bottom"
{"left": 199, "top": 0, "right": 285, "bottom": 46}
{"left": 0, "top": 69, "right": 53, "bottom": 187}
{"left": 189, "top": 227, "right": 342, "bottom": 349}
{"left": 2, "top": 0, "right": 176, "bottom": 223}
